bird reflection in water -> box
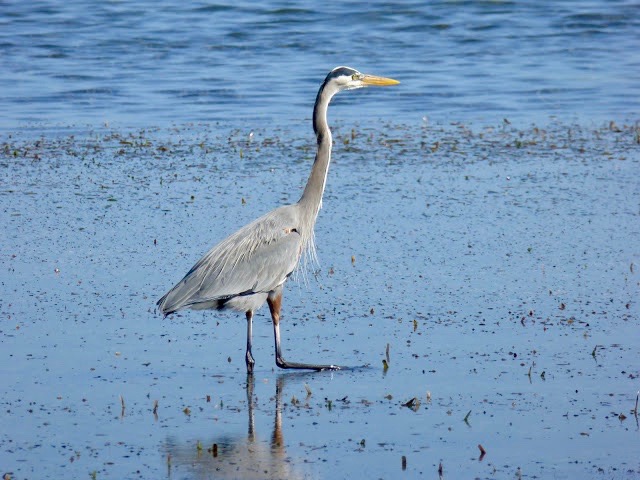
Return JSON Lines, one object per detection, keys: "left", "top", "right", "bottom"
{"left": 164, "top": 374, "right": 313, "bottom": 480}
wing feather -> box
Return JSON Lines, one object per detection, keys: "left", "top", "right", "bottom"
{"left": 157, "top": 205, "right": 302, "bottom": 314}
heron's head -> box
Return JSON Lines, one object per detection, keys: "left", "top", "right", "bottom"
{"left": 324, "top": 66, "right": 399, "bottom": 93}
{"left": 313, "top": 66, "right": 399, "bottom": 134}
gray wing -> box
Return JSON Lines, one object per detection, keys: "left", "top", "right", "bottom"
{"left": 157, "top": 205, "right": 302, "bottom": 314}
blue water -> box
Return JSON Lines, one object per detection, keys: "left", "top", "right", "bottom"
{"left": 1, "top": 0, "right": 639, "bottom": 129}
{"left": 2, "top": 3, "right": 640, "bottom": 479}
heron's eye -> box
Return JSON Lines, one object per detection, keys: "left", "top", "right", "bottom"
{"left": 351, "top": 74, "right": 359, "bottom": 81}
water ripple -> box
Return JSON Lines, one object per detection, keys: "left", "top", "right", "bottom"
{"left": 0, "top": 0, "right": 638, "bottom": 129}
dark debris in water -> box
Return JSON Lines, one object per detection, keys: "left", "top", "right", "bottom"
{"left": 2, "top": 120, "right": 639, "bottom": 166}
{"left": 1, "top": 119, "right": 638, "bottom": 479}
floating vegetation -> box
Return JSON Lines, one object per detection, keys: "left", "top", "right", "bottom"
{"left": 2, "top": 119, "right": 637, "bottom": 480}
{"left": 207, "top": 443, "right": 218, "bottom": 457}
{"left": 463, "top": 410, "right": 471, "bottom": 424}
{"left": 403, "top": 397, "right": 420, "bottom": 412}
{"left": 478, "top": 444, "right": 487, "bottom": 461}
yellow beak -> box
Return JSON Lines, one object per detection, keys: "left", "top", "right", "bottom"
{"left": 361, "top": 74, "right": 400, "bottom": 86}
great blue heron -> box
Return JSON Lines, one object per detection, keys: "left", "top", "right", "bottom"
{"left": 157, "top": 66, "right": 399, "bottom": 373}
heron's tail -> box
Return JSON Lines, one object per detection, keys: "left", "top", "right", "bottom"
{"left": 156, "top": 292, "right": 177, "bottom": 316}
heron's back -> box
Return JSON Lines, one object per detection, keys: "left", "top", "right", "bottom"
{"left": 157, "top": 205, "right": 303, "bottom": 315}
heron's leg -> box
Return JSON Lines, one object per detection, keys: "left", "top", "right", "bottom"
{"left": 245, "top": 311, "right": 255, "bottom": 374}
{"left": 267, "top": 291, "right": 340, "bottom": 371}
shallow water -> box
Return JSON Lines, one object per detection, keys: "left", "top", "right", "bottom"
{"left": 1, "top": 1, "right": 640, "bottom": 479}
{"left": 2, "top": 121, "right": 639, "bottom": 479}
{"left": 1, "top": 0, "right": 639, "bottom": 128}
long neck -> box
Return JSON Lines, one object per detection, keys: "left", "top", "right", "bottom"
{"left": 294, "top": 81, "right": 337, "bottom": 264}
{"left": 298, "top": 82, "right": 334, "bottom": 220}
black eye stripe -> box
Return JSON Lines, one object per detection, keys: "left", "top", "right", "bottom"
{"left": 326, "top": 66, "right": 359, "bottom": 82}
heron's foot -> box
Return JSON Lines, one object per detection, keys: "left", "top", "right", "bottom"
{"left": 275, "top": 357, "right": 341, "bottom": 371}
{"left": 246, "top": 351, "right": 256, "bottom": 374}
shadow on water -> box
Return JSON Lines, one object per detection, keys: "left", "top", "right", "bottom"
{"left": 164, "top": 374, "right": 309, "bottom": 480}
